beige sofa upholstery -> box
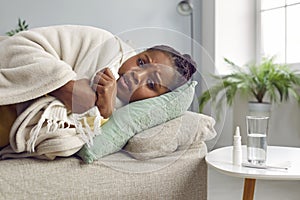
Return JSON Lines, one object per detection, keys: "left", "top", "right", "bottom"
{"left": 0, "top": 142, "right": 207, "bottom": 199}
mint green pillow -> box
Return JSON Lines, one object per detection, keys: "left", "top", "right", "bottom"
{"left": 76, "top": 81, "right": 197, "bottom": 163}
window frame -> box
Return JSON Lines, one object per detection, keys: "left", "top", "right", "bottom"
{"left": 256, "top": 0, "right": 300, "bottom": 70}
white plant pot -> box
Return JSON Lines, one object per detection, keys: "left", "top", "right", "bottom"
{"left": 248, "top": 102, "right": 271, "bottom": 117}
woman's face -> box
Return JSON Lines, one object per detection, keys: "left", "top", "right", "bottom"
{"left": 117, "top": 50, "right": 178, "bottom": 103}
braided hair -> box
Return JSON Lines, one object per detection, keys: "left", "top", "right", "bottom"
{"left": 147, "top": 45, "right": 197, "bottom": 88}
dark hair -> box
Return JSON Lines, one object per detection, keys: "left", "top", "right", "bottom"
{"left": 147, "top": 45, "right": 197, "bottom": 86}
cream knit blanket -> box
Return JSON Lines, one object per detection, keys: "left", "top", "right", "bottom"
{"left": 0, "top": 25, "right": 135, "bottom": 159}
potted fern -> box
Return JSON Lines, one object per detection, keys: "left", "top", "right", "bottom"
{"left": 199, "top": 57, "right": 300, "bottom": 117}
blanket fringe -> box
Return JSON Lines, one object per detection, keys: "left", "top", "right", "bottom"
{"left": 72, "top": 106, "right": 102, "bottom": 147}
{"left": 26, "top": 100, "right": 72, "bottom": 152}
{"left": 26, "top": 100, "right": 102, "bottom": 152}
{"left": 27, "top": 116, "right": 45, "bottom": 152}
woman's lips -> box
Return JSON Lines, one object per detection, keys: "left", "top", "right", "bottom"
{"left": 120, "top": 75, "right": 131, "bottom": 92}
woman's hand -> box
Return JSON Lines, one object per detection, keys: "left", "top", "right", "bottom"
{"left": 92, "top": 68, "right": 117, "bottom": 118}
{"left": 50, "top": 79, "right": 96, "bottom": 114}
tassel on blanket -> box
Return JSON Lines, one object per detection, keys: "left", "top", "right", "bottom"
{"left": 72, "top": 106, "right": 103, "bottom": 147}
{"left": 45, "top": 106, "right": 71, "bottom": 133}
{"left": 26, "top": 100, "right": 103, "bottom": 152}
{"left": 26, "top": 100, "right": 72, "bottom": 152}
{"left": 27, "top": 115, "right": 46, "bottom": 152}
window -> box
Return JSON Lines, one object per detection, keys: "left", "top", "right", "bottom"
{"left": 259, "top": 0, "right": 300, "bottom": 64}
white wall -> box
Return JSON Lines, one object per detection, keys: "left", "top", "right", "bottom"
{"left": 0, "top": 0, "right": 190, "bottom": 36}
{"left": 200, "top": 0, "right": 256, "bottom": 149}
{"left": 4, "top": 1, "right": 190, "bottom": 46}
{"left": 215, "top": 0, "right": 257, "bottom": 147}
{"left": 0, "top": 0, "right": 196, "bottom": 56}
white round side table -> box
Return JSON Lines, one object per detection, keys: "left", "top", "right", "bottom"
{"left": 205, "top": 145, "right": 300, "bottom": 200}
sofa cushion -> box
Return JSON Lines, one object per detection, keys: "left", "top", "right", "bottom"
{"left": 123, "top": 111, "right": 216, "bottom": 160}
{"left": 77, "top": 81, "right": 197, "bottom": 163}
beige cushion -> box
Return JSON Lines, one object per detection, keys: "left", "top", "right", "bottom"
{"left": 123, "top": 111, "right": 216, "bottom": 160}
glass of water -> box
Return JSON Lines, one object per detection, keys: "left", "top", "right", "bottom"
{"left": 246, "top": 116, "right": 269, "bottom": 165}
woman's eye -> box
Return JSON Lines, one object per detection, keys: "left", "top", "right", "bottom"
{"left": 147, "top": 79, "right": 155, "bottom": 90}
{"left": 137, "top": 58, "right": 145, "bottom": 67}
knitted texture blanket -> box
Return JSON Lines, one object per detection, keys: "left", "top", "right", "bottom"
{"left": 0, "top": 25, "right": 135, "bottom": 159}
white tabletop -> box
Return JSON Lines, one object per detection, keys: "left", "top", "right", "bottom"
{"left": 205, "top": 145, "right": 300, "bottom": 180}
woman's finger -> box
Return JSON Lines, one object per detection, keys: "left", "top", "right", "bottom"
{"left": 92, "top": 83, "right": 101, "bottom": 92}
{"left": 103, "top": 68, "right": 115, "bottom": 80}
{"left": 92, "top": 83, "right": 109, "bottom": 94}
{"left": 93, "top": 70, "right": 114, "bottom": 84}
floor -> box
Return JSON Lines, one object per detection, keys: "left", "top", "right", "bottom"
{"left": 208, "top": 167, "right": 300, "bottom": 200}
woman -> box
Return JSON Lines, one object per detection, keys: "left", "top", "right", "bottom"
{"left": 0, "top": 25, "right": 196, "bottom": 149}
{"left": 52, "top": 45, "right": 197, "bottom": 118}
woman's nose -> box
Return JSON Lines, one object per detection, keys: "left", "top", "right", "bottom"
{"left": 131, "top": 68, "right": 148, "bottom": 85}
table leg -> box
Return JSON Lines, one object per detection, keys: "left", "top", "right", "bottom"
{"left": 243, "top": 178, "right": 256, "bottom": 200}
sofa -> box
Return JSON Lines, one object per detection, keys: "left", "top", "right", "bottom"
{"left": 0, "top": 111, "right": 216, "bottom": 200}
{"left": 0, "top": 31, "right": 216, "bottom": 199}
